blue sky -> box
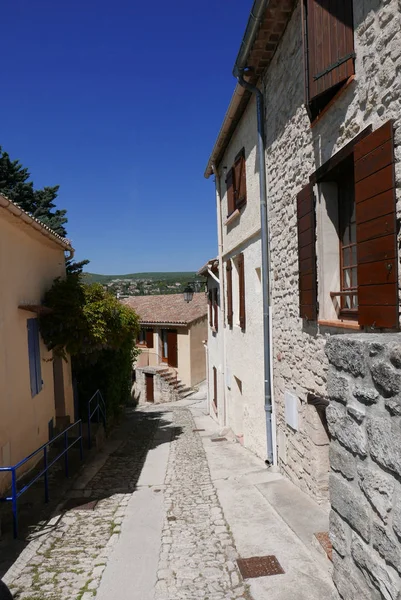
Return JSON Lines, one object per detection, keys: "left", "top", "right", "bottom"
{"left": 2, "top": 1, "right": 251, "bottom": 274}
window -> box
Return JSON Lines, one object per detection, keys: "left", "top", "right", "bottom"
{"left": 27, "top": 318, "right": 42, "bottom": 397}
{"left": 226, "top": 149, "right": 247, "bottom": 218}
{"left": 212, "top": 366, "right": 217, "bottom": 413}
{"left": 138, "top": 329, "right": 154, "bottom": 348}
{"left": 338, "top": 167, "right": 358, "bottom": 316}
{"left": 226, "top": 260, "right": 233, "bottom": 327}
{"left": 303, "top": 0, "right": 355, "bottom": 121}
{"left": 297, "top": 121, "right": 398, "bottom": 329}
{"left": 238, "top": 253, "right": 246, "bottom": 331}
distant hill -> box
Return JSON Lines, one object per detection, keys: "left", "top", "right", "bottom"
{"left": 82, "top": 271, "right": 204, "bottom": 297}
{"left": 83, "top": 271, "right": 198, "bottom": 285}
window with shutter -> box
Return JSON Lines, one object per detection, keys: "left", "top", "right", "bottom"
{"left": 297, "top": 183, "right": 317, "bottom": 321}
{"left": 238, "top": 253, "right": 246, "bottom": 331}
{"left": 303, "top": 0, "right": 355, "bottom": 121}
{"left": 226, "top": 149, "right": 247, "bottom": 218}
{"left": 212, "top": 366, "right": 217, "bottom": 413}
{"left": 208, "top": 290, "right": 213, "bottom": 328}
{"left": 213, "top": 288, "right": 218, "bottom": 332}
{"left": 27, "top": 318, "right": 42, "bottom": 397}
{"left": 234, "top": 150, "right": 247, "bottom": 209}
{"left": 226, "top": 260, "right": 233, "bottom": 327}
{"left": 354, "top": 120, "right": 398, "bottom": 329}
{"left": 226, "top": 169, "right": 235, "bottom": 217}
{"left": 146, "top": 329, "right": 154, "bottom": 348}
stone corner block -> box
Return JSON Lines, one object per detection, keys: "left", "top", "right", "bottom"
{"left": 371, "top": 361, "right": 401, "bottom": 398}
{"left": 330, "top": 473, "right": 370, "bottom": 543}
{"left": 326, "top": 337, "right": 367, "bottom": 378}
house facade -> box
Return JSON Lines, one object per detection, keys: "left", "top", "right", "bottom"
{"left": 204, "top": 0, "right": 401, "bottom": 504}
{"left": 124, "top": 293, "right": 207, "bottom": 403}
{"left": 0, "top": 195, "right": 75, "bottom": 493}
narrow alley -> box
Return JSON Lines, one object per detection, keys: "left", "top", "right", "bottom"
{"left": 3, "top": 386, "right": 336, "bottom": 600}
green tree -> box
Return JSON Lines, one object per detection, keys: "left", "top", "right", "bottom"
{"left": 39, "top": 270, "right": 140, "bottom": 418}
{"left": 0, "top": 146, "right": 68, "bottom": 236}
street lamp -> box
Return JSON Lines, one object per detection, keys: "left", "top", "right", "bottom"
{"left": 184, "top": 285, "right": 194, "bottom": 303}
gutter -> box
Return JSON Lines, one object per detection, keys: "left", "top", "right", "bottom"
{"left": 234, "top": 58, "right": 275, "bottom": 464}
{"left": 234, "top": 0, "right": 270, "bottom": 72}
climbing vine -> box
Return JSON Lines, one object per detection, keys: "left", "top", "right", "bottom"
{"left": 39, "top": 268, "right": 140, "bottom": 418}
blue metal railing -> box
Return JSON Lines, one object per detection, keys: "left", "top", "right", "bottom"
{"left": 87, "top": 390, "right": 106, "bottom": 449}
{"left": 0, "top": 420, "right": 83, "bottom": 539}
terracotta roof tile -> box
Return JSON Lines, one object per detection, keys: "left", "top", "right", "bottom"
{"left": 122, "top": 293, "right": 208, "bottom": 325}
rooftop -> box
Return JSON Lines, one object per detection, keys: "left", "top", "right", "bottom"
{"left": 0, "top": 194, "right": 74, "bottom": 253}
{"left": 122, "top": 293, "right": 208, "bottom": 326}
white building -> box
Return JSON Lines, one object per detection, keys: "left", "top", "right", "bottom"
{"left": 203, "top": 0, "right": 401, "bottom": 504}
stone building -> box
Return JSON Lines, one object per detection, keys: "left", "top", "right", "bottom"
{"left": 204, "top": 0, "right": 401, "bottom": 505}
{"left": 124, "top": 293, "right": 207, "bottom": 404}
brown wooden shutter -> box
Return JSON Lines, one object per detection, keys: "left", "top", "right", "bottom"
{"left": 146, "top": 329, "right": 154, "bottom": 348}
{"left": 354, "top": 120, "right": 398, "bottom": 329}
{"left": 208, "top": 290, "right": 213, "bottom": 327}
{"left": 213, "top": 366, "right": 217, "bottom": 411}
{"left": 213, "top": 289, "right": 218, "bottom": 332}
{"left": 238, "top": 253, "right": 246, "bottom": 331}
{"left": 306, "top": 0, "right": 354, "bottom": 102}
{"left": 234, "top": 150, "right": 247, "bottom": 208}
{"left": 297, "top": 183, "right": 317, "bottom": 320}
{"left": 226, "top": 169, "right": 235, "bottom": 216}
{"left": 226, "top": 260, "right": 233, "bottom": 327}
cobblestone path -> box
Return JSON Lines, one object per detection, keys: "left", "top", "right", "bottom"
{"left": 6, "top": 405, "right": 250, "bottom": 600}
{"left": 6, "top": 410, "right": 160, "bottom": 600}
{"left": 155, "top": 407, "right": 249, "bottom": 600}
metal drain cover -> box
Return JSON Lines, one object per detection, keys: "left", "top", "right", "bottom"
{"left": 211, "top": 437, "right": 227, "bottom": 442}
{"left": 237, "top": 555, "right": 285, "bottom": 578}
{"left": 63, "top": 498, "right": 98, "bottom": 511}
{"left": 314, "top": 532, "right": 333, "bottom": 561}
{"left": 193, "top": 428, "right": 206, "bottom": 432}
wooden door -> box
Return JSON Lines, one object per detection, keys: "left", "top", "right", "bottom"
{"left": 167, "top": 330, "right": 178, "bottom": 368}
{"left": 145, "top": 373, "right": 154, "bottom": 403}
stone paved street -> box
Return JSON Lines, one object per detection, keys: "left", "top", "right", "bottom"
{"left": 3, "top": 385, "right": 335, "bottom": 600}
{"left": 155, "top": 407, "right": 248, "bottom": 600}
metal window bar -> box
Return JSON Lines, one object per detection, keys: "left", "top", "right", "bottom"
{"left": 0, "top": 420, "right": 84, "bottom": 538}
{"left": 87, "top": 390, "right": 107, "bottom": 450}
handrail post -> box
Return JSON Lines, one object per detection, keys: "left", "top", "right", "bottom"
{"left": 11, "top": 469, "right": 18, "bottom": 539}
{"left": 79, "top": 421, "right": 84, "bottom": 460}
{"left": 88, "top": 405, "right": 92, "bottom": 450}
{"left": 44, "top": 446, "right": 49, "bottom": 503}
{"left": 64, "top": 430, "right": 69, "bottom": 477}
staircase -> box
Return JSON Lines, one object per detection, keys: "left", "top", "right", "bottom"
{"left": 158, "top": 367, "right": 194, "bottom": 400}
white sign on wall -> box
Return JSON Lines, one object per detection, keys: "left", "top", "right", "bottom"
{"left": 284, "top": 390, "right": 299, "bottom": 431}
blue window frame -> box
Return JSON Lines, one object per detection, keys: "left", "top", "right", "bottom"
{"left": 27, "top": 318, "right": 42, "bottom": 397}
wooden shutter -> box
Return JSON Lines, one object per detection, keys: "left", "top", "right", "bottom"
{"left": 213, "top": 289, "right": 218, "bottom": 332}
{"left": 208, "top": 290, "right": 213, "bottom": 327}
{"left": 234, "top": 150, "right": 247, "bottom": 208}
{"left": 27, "top": 318, "right": 42, "bottom": 397}
{"left": 306, "top": 0, "right": 354, "bottom": 102}
{"left": 238, "top": 253, "right": 246, "bottom": 331}
{"left": 297, "top": 183, "right": 317, "bottom": 320}
{"left": 354, "top": 120, "right": 398, "bottom": 329}
{"left": 226, "top": 260, "right": 233, "bottom": 327}
{"left": 226, "top": 169, "right": 235, "bottom": 216}
{"left": 146, "top": 329, "right": 154, "bottom": 348}
{"left": 213, "top": 366, "right": 217, "bottom": 411}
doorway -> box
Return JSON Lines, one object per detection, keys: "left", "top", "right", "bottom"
{"left": 145, "top": 373, "right": 154, "bottom": 403}
{"left": 161, "top": 329, "right": 178, "bottom": 368}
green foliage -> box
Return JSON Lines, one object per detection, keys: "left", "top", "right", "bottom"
{"left": 0, "top": 146, "right": 68, "bottom": 236}
{"left": 39, "top": 270, "right": 140, "bottom": 418}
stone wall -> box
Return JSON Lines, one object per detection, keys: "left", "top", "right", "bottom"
{"left": 261, "top": 0, "right": 401, "bottom": 503}
{"left": 134, "top": 367, "right": 178, "bottom": 405}
{"left": 326, "top": 334, "right": 401, "bottom": 600}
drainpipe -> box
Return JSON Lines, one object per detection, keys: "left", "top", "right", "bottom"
{"left": 212, "top": 162, "right": 227, "bottom": 428}
{"left": 233, "top": 66, "right": 274, "bottom": 465}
